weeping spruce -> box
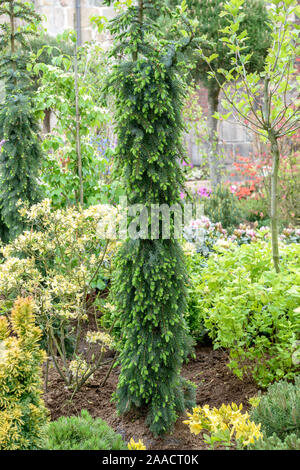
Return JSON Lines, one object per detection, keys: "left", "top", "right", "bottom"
{"left": 105, "top": 0, "right": 196, "bottom": 435}
{"left": 0, "top": 1, "right": 43, "bottom": 240}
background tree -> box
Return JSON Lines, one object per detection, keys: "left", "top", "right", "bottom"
{"left": 0, "top": 0, "right": 43, "bottom": 240}
{"left": 200, "top": 0, "right": 300, "bottom": 272}
{"left": 104, "top": 0, "right": 197, "bottom": 435}
{"left": 152, "top": 0, "right": 270, "bottom": 187}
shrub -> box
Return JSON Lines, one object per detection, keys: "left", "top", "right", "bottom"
{"left": 0, "top": 200, "right": 119, "bottom": 391}
{"left": 105, "top": 0, "right": 197, "bottom": 436}
{"left": 0, "top": 1, "right": 44, "bottom": 240}
{"left": 250, "top": 378, "right": 300, "bottom": 441}
{"left": 0, "top": 297, "right": 48, "bottom": 450}
{"left": 46, "top": 410, "right": 126, "bottom": 450}
{"left": 187, "top": 241, "right": 300, "bottom": 386}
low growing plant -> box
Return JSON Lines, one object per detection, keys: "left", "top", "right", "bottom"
{"left": 46, "top": 410, "right": 126, "bottom": 450}
{"left": 250, "top": 377, "right": 300, "bottom": 442}
{"left": 250, "top": 433, "right": 300, "bottom": 450}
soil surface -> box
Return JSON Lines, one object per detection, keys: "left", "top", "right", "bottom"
{"left": 43, "top": 345, "right": 259, "bottom": 450}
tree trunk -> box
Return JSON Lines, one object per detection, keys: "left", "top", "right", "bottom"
{"left": 269, "top": 132, "right": 280, "bottom": 273}
{"left": 207, "top": 86, "right": 221, "bottom": 188}
{"left": 43, "top": 109, "right": 51, "bottom": 134}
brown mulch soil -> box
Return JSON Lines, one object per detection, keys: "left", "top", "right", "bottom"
{"left": 43, "top": 345, "right": 259, "bottom": 450}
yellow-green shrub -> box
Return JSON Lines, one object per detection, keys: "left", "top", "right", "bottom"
{"left": 0, "top": 297, "right": 48, "bottom": 450}
{"left": 0, "top": 200, "right": 120, "bottom": 391}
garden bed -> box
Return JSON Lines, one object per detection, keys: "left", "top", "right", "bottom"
{"left": 43, "top": 345, "right": 259, "bottom": 450}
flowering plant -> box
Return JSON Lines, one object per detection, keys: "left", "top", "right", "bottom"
{"left": 280, "top": 226, "right": 300, "bottom": 244}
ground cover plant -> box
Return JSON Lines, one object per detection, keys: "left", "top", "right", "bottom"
{"left": 0, "top": 200, "right": 120, "bottom": 392}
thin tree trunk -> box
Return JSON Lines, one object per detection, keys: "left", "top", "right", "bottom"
{"left": 74, "top": 43, "right": 83, "bottom": 206}
{"left": 269, "top": 132, "right": 280, "bottom": 273}
{"left": 207, "top": 86, "right": 221, "bottom": 188}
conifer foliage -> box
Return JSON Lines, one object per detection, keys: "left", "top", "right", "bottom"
{"left": 0, "top": 0, "right": 43, "bottom": 240}
{"left": 104, "top": 0, "right": 196, "bottom": 435}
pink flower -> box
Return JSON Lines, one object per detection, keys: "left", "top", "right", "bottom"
{"left": 180, "top": 192, "right": 185, "bottom": 199}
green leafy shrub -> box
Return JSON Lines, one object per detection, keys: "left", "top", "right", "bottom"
{"left": 183, "top": 216, "right": 227, "bottom": 256}
{"left": 187, "top": 241, "right": 300, "bottom": 386}
{"left": 183, "top": 245, "right": 210, "bottom": 343}
{"left": 46, "top": 410, "right": 126, "bottom": 450}
{"left": 250, "top": 378, "right": 300, "bottom": 441}
{"left": 0, "top": 297, "right": 48, "bottom": 450}
{"left": 204, "top": 185, "right": 243, "bottom": 232}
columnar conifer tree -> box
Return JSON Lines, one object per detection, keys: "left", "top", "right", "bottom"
{"left": 0, "top": 0, "right": 43, "bottom": 240}
{"left": 104, "top": 0, "right": 196, "bottom": 435}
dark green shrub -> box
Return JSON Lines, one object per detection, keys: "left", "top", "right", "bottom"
{"left": 250, "top": 377, "right": 300, "bottom": 441}
{"left": 236, "top": 197, "right": 270, "bottom": 227}
{"left": 204, "top": 185, "right": 243, "bottom": 232}
{"left": 46, "top": 410, "right": 126, "bottom": 450}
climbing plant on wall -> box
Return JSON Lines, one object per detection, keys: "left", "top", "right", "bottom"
{"left": 104, "top": 0, "right": 197, "bottom": 435}
{"left": 0, "top": 0, "right": 43, "bottom": 240}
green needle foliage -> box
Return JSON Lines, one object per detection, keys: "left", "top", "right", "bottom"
{"left": 104, "top": 0, "right": 196, "bottom": 435}
{"left": 0, "top": 0, "right": 43, "bottom": 240}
